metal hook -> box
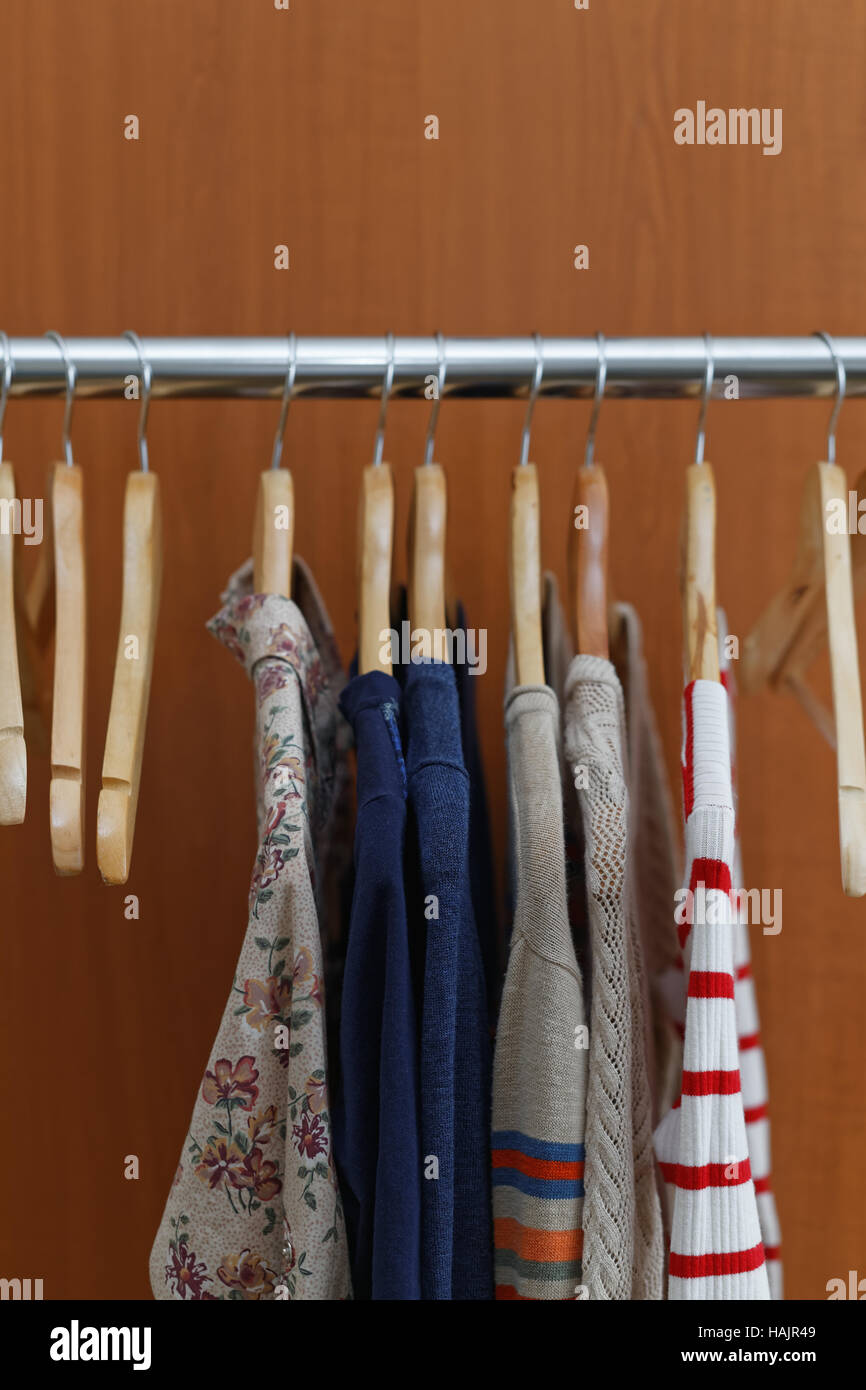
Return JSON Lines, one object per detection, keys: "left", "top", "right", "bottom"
{"left": 372, "top": 332, "right": 395, "bottom": 467}
{"left": 123, "top": 331, "right": 152, "bottom": 473}
{"left": 815, "top": 331, "right": 846, "bottom": 465}
{"left": 519, "top": 333, "right": 544, "bottom": 468}
{"left": 694, "top": 333, "right": 715, "bottom": 466}
{"left": 424, "top": 333, "right": 447, "bottom": 467}
{"left": 45, "top": 331, "right": 77, "bottom": 468}
{"left": 0, "top": 333, "right": 12, "bottom": 467}
{"left": 584, "top": 331, "right": 607, "bottom": 470}
{"left": 271, "top": 333, "right": 297, "bottom": 471}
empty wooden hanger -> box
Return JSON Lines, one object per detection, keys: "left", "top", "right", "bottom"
{"left": 569, "top": 331, "right": 611, "bottom": 660}
{"left": 682, "top": 335, "right": 720, "bottom": 683}
{"left": 97, "top": 333, "right": 163, "bottom": 885}
{"left": 45, "top": 331, "right": 87, "bottom": 874}
{"left": 742, "top": 333, "right": 866, "bottom": 896}
{"left": 509, "top": 333, "right": 545, "bottom": 686}
{"left": 0, "top": 333, "right": 26, "bottom": 824}
{"left": 358, "top": 334, "right": 395, "bottom": 676}
{"left": 409, "top": 333, "right": 447, "bottom": 663}
{"left": 253, "top": 334, "right": 295, "bottom": 597}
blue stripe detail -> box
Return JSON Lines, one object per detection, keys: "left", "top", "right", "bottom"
{"left": 491, "top": 1131, "right": 585, "bottom": 1162}
{"left": 492, "top": 1169, "right": 585, "bottom": 1200}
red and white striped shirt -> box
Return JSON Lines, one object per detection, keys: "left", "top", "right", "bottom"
{"left": 654, "top": 678, "right": 770, "bottom": 1298}
{"left": 720, "top": 619, "right": 783, "bottom": 1300}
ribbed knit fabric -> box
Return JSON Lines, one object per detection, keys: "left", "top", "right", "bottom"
{"left": 333, "top": 670, "right": 421, "bottom": 1300}
{"left": 404, "top": 659, "right": 494, "bottom": 1301}
{"left": 653, "top": 679, "right": 770, "bottom": 1299}
{"left": 718, "top": 615, "right": 783, "bottom": 1301}
{"left": 492, "top": 684, "right": 587, "bottom": 1300}
{"left": 563, "top": 655, "right": 665, "bottom": 1300}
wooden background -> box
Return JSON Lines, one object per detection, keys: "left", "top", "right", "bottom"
{"left": 0, "top": 0, "right": 863, "bottom": 1301}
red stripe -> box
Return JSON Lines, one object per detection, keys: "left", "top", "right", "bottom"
{"left": 659, "top": 1156, "right": 752, "bottom": 1190}
{"left": 688, "top": 971, "right": 735, "bottom": 999}
{"left": 690, "top": 858, "right": 732, "bottom": 897}
{"left": 738, "top": 1031, "right": 760, "bottom": 1050}
{"left": 679, "top": 858, "right": 733, "bottom": 948}
{"left": 681, "top": 1068, "right": 741, "bottom": 1096}
{"left": 753, "top": 1174, "right": 773, "bottom": 1194}
{"left": 764, "top": 1245, "right": 782, "bottom": 1261}
{"left": 735, "top": 962, "right": 751, "bottom": 981}
{"left": 669, "top": 1242, "right": 766, "bottom": 1280}
{"left": 744, "top": 1102, "right": 769, "bottom": 1124}
{"left": 682, "top": 682, "right": 695, "bottom": 819}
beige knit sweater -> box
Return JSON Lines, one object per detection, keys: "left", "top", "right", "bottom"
{"left": 563, "top": 649, "right": 666, "bottom": 1300}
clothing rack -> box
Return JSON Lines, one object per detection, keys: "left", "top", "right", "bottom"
{"left": 3, "top": 336, "right": 866, "bottom": 401}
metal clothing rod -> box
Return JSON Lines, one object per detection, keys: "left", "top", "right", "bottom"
{"left": 4, "top": 336, "right": 866, "bottom": 401}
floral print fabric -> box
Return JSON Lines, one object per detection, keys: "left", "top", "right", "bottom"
{"left": 150, "top": 558, "right": 352, "bottom": 1301}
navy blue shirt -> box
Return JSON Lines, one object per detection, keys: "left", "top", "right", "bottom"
{"left": 333, "top": 671, "right": 421, "bottom": 1299}
{"left": 403, "top": 659, "right": 494, "bottom": 1300}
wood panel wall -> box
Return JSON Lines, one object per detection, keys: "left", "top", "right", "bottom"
{"left": 0, "top": 0, "right": 863, "bottom": 1300}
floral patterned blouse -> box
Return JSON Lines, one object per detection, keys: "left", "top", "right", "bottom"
{"left": 150, "top": 558, "right": 352, "bottom": 1301}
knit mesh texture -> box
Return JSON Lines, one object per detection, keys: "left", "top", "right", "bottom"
{"left": 564, "top": 655, "right": 665, "bottom": 1301}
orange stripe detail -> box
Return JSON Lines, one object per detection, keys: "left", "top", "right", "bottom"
{"left": 491, "top": 1149, "right": 584, "bottom": 1181}
{"left": 494, "top": 1217, "right": 584, "bottom": 1264}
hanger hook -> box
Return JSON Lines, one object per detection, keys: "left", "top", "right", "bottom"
{"left": 0, "top": 332, "right": 12, "bottom": 467}
{"left": 694, "top": 332, "right": 714, "bottom": 466}
{"left": 424, "top": 333, "right": 447, "bottom": 467}
{"left": 123, "top": 331, "right": 152, "bottom": 473}
{"left": 271, "top": 333, "right": 297, "bottom": 471}
{"left": 45, "top": 330, "right": 77, "bottom": 468}
{"left": 519, "top": 333, "right": 544, "bottom": 468}
{"left": 584, "top": 331, "right": 607, "bottom": 470}
{"left": 815, "top": 330, "right": 846, "bottom": 465}
{"left": 373, "top": 332, "right": 395, "bottom": 467}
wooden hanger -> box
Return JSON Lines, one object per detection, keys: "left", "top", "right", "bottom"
{"left": 741, "top": 337, "right": 866, "bottom": 896}
{"left": 37, "top": 335, "right": 88, "bottom": 872}
{"left": 509, "top": 336, "right": 545, "bottom": 685}
{"left": 681, "top": 338, "right": 719, "bottom": 683}
{"left": 408, "top": 465, "right": 447, "bottom": 660}
{"left": 408, "top": 334, "right": 448, "bottom": 662}
{"left": 50, "top": 463, "right": 86, "bottom": 873}
{"left": 569, "top": 333, "right": 613, "bottom": 660}
{"left": 0, "top": 335, "right": 26, "bottom": 821}
{"left": 683, "top": 463, "right": 719, "bottom": 682}
{"left": 253, "top": 335, "right": 296, "bottom": 597}
{"left": 0, "top": 460, "right": 26, "bottom": 824}
{"left": 97, "top": 335, "right": 163, "bottom": 885}
{"left": 570, "top": 465, "right": 610, "bottom": 660}
{"left": 358, "top": 335, "right": 396, "bottom": 676}
{"left": 358, "top": 464, "right": 394, "bottom": 674}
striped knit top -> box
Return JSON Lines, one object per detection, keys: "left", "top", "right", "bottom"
{"left": 719, "top": 617, "right": 783, "bottom": 1300}
{"left": 491, "top": 684, "right": 588, "bottom": 1300}
{"left": 653, "top": 678, "right": 770, "bottom": 1299}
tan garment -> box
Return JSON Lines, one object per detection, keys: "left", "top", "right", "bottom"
{"left": 150, "top": 558, "right": 352, "bottom": 1301}
{"left": 493, "top": 684, "right": 588, "bottom": 1300}
{"left": 563, "top": 653, "right": 664, "bottom": 1300}
{"left": 611, "top": 604, "right": 683, "bottom": 1130}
